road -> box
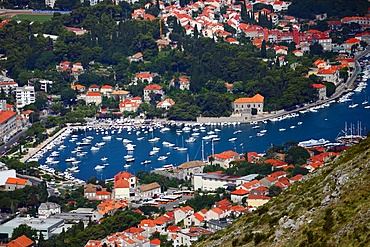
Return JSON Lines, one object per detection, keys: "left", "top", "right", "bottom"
{"left": 0, "top": 128, "right": 28, "bottom": 156}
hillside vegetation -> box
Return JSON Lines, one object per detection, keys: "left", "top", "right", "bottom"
{"left": 195, "top": 137, "right": 370, "bottom": 247}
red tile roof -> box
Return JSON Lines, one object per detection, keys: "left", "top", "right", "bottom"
{"left": 7, "top": 235, "right": 34, "bottom": 247}
{"left": 234, "top": 94, "right": 264, "bottom": 103}
{"left": 144, "top": 84, "right": 162, "bottom": 90}
{"left": 312, "top": 83, "right": 326, "bottom": 89}
{"left": 248, "top": 194, "right": 270, "bottom": 200}
{"left": 86, "top": 92, "right": 102, "bottom": 97}
{"left": 5, "top": 177, "right": 29, "bottom": 185}
{"left": 231, "top": 188, "right": 249, "bottom": 196}
{"left": 0, "top": 110, "right": 16, "bottom": 124}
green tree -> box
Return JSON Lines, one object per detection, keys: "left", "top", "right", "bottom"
{"left": 11, "top": 224, "right": 38, "bottom": 241}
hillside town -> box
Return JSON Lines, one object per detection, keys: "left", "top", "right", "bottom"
{"left": 0, "top": 0, "right": 369, "bottom": 246}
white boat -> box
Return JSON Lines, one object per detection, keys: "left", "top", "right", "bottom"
{"left": 65, "top": 157, "right": 76, "bottom": 162}
{"left": 68, "top": 166, "right": 79, "bottom": 171}
{"left": 279, "top": 128, "right": 286, "bottom": 132}
{"left": 365, "top": 105, "right": 370, "bottom": 109}
{"left": 298, "top": 138, "right": 330, "bottom": 147}
{"left": 257, "top": 133, "right": 264, "bottom": 137}
{"left": 126, "top": 157, "right": 135, "bottom": 162}
{"left": 158, "top": 156, "right": 168, "bottom": 161}
{"left": 103, "top": 163, "right": 109, "bottom": 166}
{"left": 101, "top": 157, "right": 108, "bottom": 161}
{"left": 96, "top": 142, "right": 105, "bottom": 146}
{"left": 191, "top": 132, "right": 200, "bottom": 136}
{"left": 290, "top": 125, "right": 296, "bottom": 129}
{"left": 122, "top": 139, "right": 132, "bottom": 144}
{"left": 124, "top": 154, "right": 133, "bottom": 159}
{"left": 185, "top": 137, "right": 196, "bottom": 143}
{"left": 91, "top": 146, "right": 100, "bottom": 151}
{"left": 297, "top": 121, "right": 303, "bottom": 125}
{"left": 148, "top": 137, "right": 160, "bottom": 142}
{"left": 102, "top": 135, "right": 112, "bottom": 140}
{"left": 349, "top": 103, "right": 358, "bottom": 108}
{"left": 149, "top": 150, "right": 158, "bottom": 156}
{"left": 72, "top": 160, "right": 81, "bottom": 165}
{"left": 94, "top": 165, "right": 105, "bottom": 170}
{"left": 137, "top": 137, "right": 145, "bottom": 141}
{"left": 124, "top": 164, "right": 131, "bottom": 168}
{"left": 141, "top": 160, "right": 151, "bottom": 165}
{"left": 229, "top": 137, "right": 237, "bottom": 142}
{"left": 212, "top": 137, "right": 220, "bottom": 141}
{"left": 126, "top": 144, "right": 136, "bottom": 151}
{"left": 116, "top": 137, "right": 123, "bottom": 140}
{"left": 260, "top": 129, "right": 267, "bottom": 133}
{"left": 177, "top": 147, "right": 188, "bottom": 151}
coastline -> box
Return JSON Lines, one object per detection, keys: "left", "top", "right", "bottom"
{"left": 20, "top": 47, "right": 370, "bottom": 179}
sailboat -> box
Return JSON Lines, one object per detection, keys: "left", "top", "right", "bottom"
{"left": 177, "top": 136, "right": 188, "bottom": 151}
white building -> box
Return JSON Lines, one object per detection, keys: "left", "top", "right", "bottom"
{"left": 16, "top": 86, "right": 35, "bottom": 109}
{"left": 39, "top": 79, "right": 53, "bottom": 93}
{"left": 38, "top": 202, "right": 61, "bottom": 218}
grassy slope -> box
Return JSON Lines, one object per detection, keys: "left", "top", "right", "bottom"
{"left": 195, "top": 137, "right": 370, "bottom": 247}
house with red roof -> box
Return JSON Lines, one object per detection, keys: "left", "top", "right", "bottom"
{"left": 210, "top": 150, "right": 240, "bottom": 169}
{"left": 95, "top": 199, "right": 127, "bottom": 218}
{"left": 138, "top": 219, "right": 159, "bottom": 237}
{"left": 85, "top": 92, "right": 102, "bottom": 106}
{"left": 184, "top": 212, "right": 205, "bottom": 228}
{"left": 259, "top": 176, "right": 277, "bottom": 187}
{"left": 289, "top": 174, "right": 304, "bottom": 184}
{"left": 157, "top": 98, "right": 175, "bottom": 110}
{"left": 5, "top": 177, "right": 32, "bottom": 191}
{"left": 119, "top": 99, "right": 140, "bottom": 112}
{"left": 247, "top": 194, "right": 270, "bottom": 208}
{"left": 0, "top": 110, "right": 17, "bottom": 143}
{"left": 265, "top": 159, "right": 288, "bottom": 169}
{"left": 174, "top": 206, "right": 194, "bottom": 224}
{"left": 0, "top": 81, "right": 18, "bottom": 94}
{"left": 233, "top": 94, "right": 264, "bottom": 116}
{"left": 345, "top": 37, "right": 361, "bottom": 52}
{"left": 292, "top": 50, "right": 303, "bottom": 57}
{"left": 312, "top": 83, "right": 327, "bottom": 100}
{"left": 317, "top": 66, "right": 340, "bottom": 85}
{"left": 112, "top": 171, "right": 137, "bottom": 201}
{"left": 230, "top": 188, "right": 249, "bottom": 203}
{"left": 128, "top": 52, "right": 144, "bottom": 63}
{"left": 4, "top": 235, "right": 34, "bottom": 247}
{"left": 170, "top": 77, "right": 190, "bottom": 90}
{"left": 100, "top": 85, "right": 114, "bottom": 96}
{"left": 239, "top": 179, "right": 262, "bottom": 191}
{"left": 150, "top": 238, "right": 161, "bottom": 247}
{"left": 133, "top": 72, "right": 154, "bottom": 84}
{"left": 143, "top": 84, "right": 164, "bottom": 102}
{"left": 249, "top": 185, "right": 269, "bottom": 196}
{"left": 71, "top": 84, "right": 85, "bottom": 92}
{"left": 88, "top": 84, "right": 100, "bottom": 92}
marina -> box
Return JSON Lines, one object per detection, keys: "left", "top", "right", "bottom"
{"left": 27, "top": 63, "right": 370, "bottom": 182}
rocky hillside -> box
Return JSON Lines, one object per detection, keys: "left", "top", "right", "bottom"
{"left": 195, "top": 137, "right": 370, "bottom": 247}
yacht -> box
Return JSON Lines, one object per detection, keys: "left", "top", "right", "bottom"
{"left": 91, "top": 146, "right": 100, "bottom": 151}
{"left": 279, "top": 128, "right": 286, "bottom": 132}
{"left": 185, "top": 137, "right": 196, "bottom": 143}
{"left": 148, "top": 137, "right": 160, "bottom": 142}
{"left": 124, "top": 164, "right": 131, "bottom": 168}
{"left": 94, "top": 165, "right": 105, "bottom": 170}
{"left": 158, "top": 156, "right": 168, "bottom": 161}
{"left": 65, "top": 157, "right": 76, "bottom": 162}
{"left": 126, "top": 157, "right": 135, "bottom": 162}
{"left": 141, "top": 160, "right": 151, "bottom": 165}
{"left": 177, "top": 147, "right": 188, "bottom": 151}
{"left": 229, "top": 137, "right": 237, "bottom": 142}
{"left": 102, "top": 135, "right": 112, "bottom": 140}
{"left": 101, "top": 157, "right": 108, "bottom": 161}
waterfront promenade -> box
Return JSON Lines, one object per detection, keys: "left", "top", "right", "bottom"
{"left": 19, "top": 47, "right": 370, "bottom": 166}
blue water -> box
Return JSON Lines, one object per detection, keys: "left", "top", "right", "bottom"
{"left": 40, "top": 83, "right": 370, "bottom": 181}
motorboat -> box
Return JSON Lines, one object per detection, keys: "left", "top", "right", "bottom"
{"left": 158, "top": 156, "right": 168, "bottom": 161}
{"left": 141, "top": 160, "right": 151, "bottom": 165}
{"left": 185, "top": 137, "right": 196, "bottom": 143}
{"left": 229, "top": 137, "right": 237, "bottom": 142}
{"left": 101, "top": 157, "right": 108, "bottom": 161}
{"left": 65, "top": 157, "right": 76, "bottom": 162}
{"left": 94, "top": 165, "right": 105, "bottom": 170}
{"left": 148, "top": 137, "right": 160, "bottom": 142}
